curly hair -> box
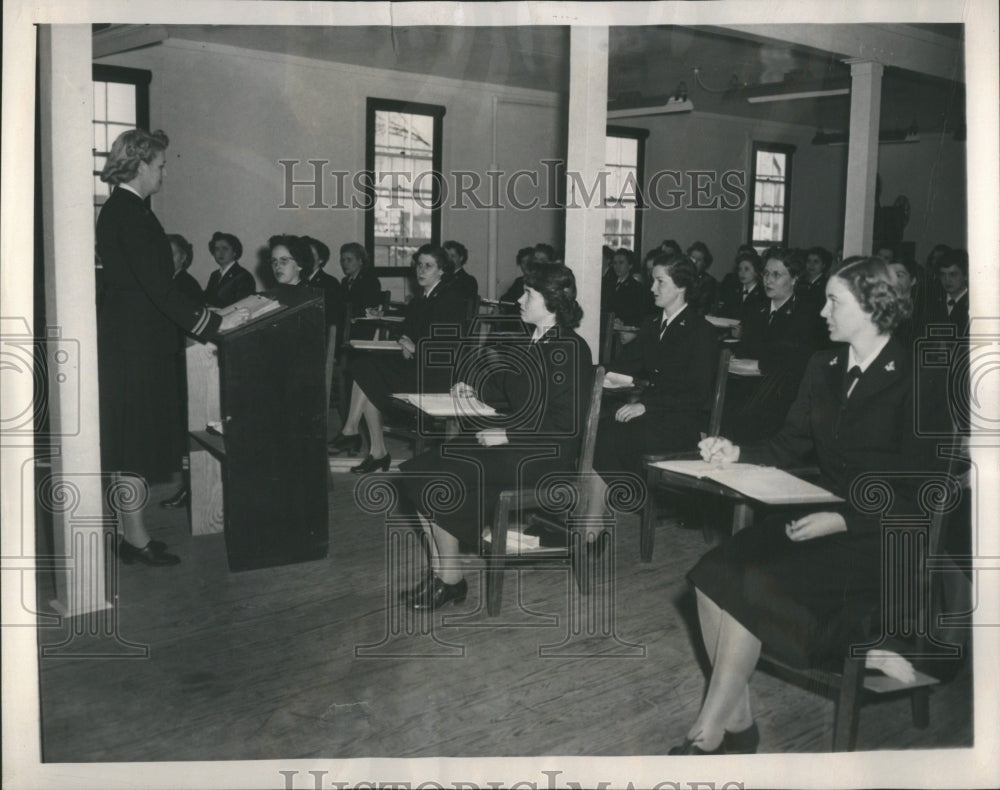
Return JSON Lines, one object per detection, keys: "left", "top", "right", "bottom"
{"left": 650, "top": 251, "right": 700, "bottom": 304}
{"left": 523, "top": 263, "right": 583, "bottom": 328}
{"left": 100, "top": 128, "right": 169, "bottom": 186}
{"left": 686, "top": 240, "right": 714, "bottom": 270}
{"left": 761, "top": 246, "right": 805, "bottom": 280}
{"left": 412, "top": 244, "right": 455, "bottom": 276}
{"left": 268, "top": 234, "right": 315, "bottom": 279}
{"left": 166, "top": 234, "right": 193, "bottom": 269}
{"left": 209, "top": 231, "right": 243, "bottom": 260}
{"left": 832, "top": 256, "right": 912, "bottom": 333}
{"left": 735, "top": 248, "right": 763, "bottom": 277}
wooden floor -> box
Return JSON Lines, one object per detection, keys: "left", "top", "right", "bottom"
{"left": 36, "top": 470, "right": 973, "bottom": 762}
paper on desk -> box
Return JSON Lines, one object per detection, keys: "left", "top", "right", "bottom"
{"left": 349, "top": 339, "right": 403, "bottom": 351}
{"left": 651, "top": 460, "right": 842, "bottom": 505}
{"left": 729, "top": 357, "right": 762, "bottom": 377}
{"left": 603, "top": 371, "right": 635, "bottom": 389}
{"left": 395, "top": 393, "right": 499, "bottom": 418}
{"left": 705, "top": 315, "right": 740, "bottom": 328}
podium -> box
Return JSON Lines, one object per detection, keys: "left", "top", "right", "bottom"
{"left": 186, "top": 287, "right": 328, "bottom": 571}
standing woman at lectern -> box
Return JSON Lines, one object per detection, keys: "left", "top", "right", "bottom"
{"left": 96, "top": 128, "right": 248, "bottom": 566}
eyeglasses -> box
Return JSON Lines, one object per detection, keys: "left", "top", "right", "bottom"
{"left": 271, "top": 256, "right": 297, "bottom": 266}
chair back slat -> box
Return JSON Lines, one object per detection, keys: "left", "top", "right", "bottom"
{"left": 600, "top": 313, "right": 616, "bottom": 364}
{"left": 707, "top": 348, "right": 732, "bottom": 437}
{"left": 578, "top": 365, "right": 605, "bottom": 473}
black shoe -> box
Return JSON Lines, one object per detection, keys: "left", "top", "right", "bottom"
{"left": 398, "top": 573, "right": 433, "bottom": 604}
{"left": 668, "top": 737, "right": 725, "bottom": 755}
{"left": 117, "top": 539, "right": 181, "bottom": 567}
{"left": 723, "top": 722, "right": 759, "bottom": 754}
{"left": 351, "top": 453, "right": 391, "bottom": 474}
{"left": 159, "top": 486, "right": 188, "bottom": 508}
{"left": 328, "top": 432, "right": 363, "bottom": 456}
{"left": 409, "top": 576, "right": 467, "bottom": 610}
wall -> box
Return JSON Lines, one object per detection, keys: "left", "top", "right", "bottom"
{"left": 97, "top": 40, "right": 567, "bottom": 296}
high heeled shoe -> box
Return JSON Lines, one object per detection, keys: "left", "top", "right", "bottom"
{"left": 668, "top": 736, "right": 725, "bottom": 755}
{"left": 117, "top": 539, "right": 181, "bottom": 566}
{"left": 351, "top": 453, "right": 391, "bottom": 474}
{"left": 327, "top": 431, "right": 363, "bottom": 456}
{"left": 408, "top": 576, "right": 467, "bottom": 610}
{"left": 398, "top": 573, "right": 434, "bottom": 604}
{"left": 722, "top": 722, "right": 759, "bottom": 754}
{"left": 159, "top": 486, "right": 188, "bottom": 508}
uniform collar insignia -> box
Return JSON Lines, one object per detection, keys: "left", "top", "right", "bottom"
{"left": 829, "top": 356, "right": 839, "bottom": 366}
{"left": 885, "top": 360, "right": 896, "bottom": 372}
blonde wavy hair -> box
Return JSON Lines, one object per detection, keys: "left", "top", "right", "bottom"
{"left": 99, "top": 128, "right": 169, "bottom": 186}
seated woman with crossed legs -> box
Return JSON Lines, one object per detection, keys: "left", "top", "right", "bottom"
{"left": 672, "top": 257, "right": 930, "bottom": 754}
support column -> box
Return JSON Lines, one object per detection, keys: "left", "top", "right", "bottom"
{"left": 564, "top": 26, "right": 608, "bottom": 357}
{"left": 842, "top": 60, "right": 883, "bottom": 258}
{"left": 38, "top": 25, "right": 108, "bottom": 616}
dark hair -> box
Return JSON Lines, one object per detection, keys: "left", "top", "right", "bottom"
{"left": 659, "top": 239, "right": 683, "bottom": 258}
{"left": 650, "top": 252, "right": 700, "bottom": 303}
{"left": 166, "top": 234, "right": 193, "bottom": 269}
{"left": 925, "top": 243, "right": 952, "bottom": 272}
{"left": 734, "top": 249, "right": 763, "bottom": 277}
{"left": 939, "top": 248, "right": 969, "bottom": 276}
{"left": 209, "top": 231, "right": 243, "bottom": 260}
{"left": 534, "top": 243, "right": 556, "bottom": 263}
{"left": 339, "top": 242, "right": 369, "bottom": 268}
{"left": 268, "top": 234, "right": 315, "bottom": 279}
{"left": 686, "top": 241, "right": 713, "bottom": 270}
{"left": 516, "top": 246, "right": 536, "bottom": 267}
{"left": 806, "top": 246, "right": 833, "bottom": 273}
{"left": 442, "top": 240, "right": 468, "bottom": 266}
{"left": 612, "top": 248, "right": 636, "bottom": 271}
{"left": 302, "top": 236, "right": 330, "bottom": 268}
{"left": 412, "top": 244, "right": 454, "bottom": 276}
{"left": 523, "top": 263, "right": 583, "bottom": 328}
{"left": 832, "top": 256, "right": 911, "bottom": 334}
{"left": 761, "top": 246, "right": 804, "bottom": 280}
{"left": 100, "top": 128, "right": 169, "bottom": 185}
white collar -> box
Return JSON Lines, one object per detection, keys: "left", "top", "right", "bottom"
{"left": 531, "top": 321, "right": 556, "bottom": 343}
{"left": 946, "top": 289, "right": 968, "bottom": 304}
{"left": 848, "top": 335, "right": 892, "bottom": 373}
{"left": 770, "top": 294, "right": 792, "bottom": 313}
{"left": 119, "top": 183, "right": 143, "bottom": 199}
{"left": 423, "top": 280, "right": 440, "bottom": 298}
{"left": 660, "top": 303, "right": 686, "bottom": 327}
{"left": 217, "top": 261, "right": 238, "bottom": 277}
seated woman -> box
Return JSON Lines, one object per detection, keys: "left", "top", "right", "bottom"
{"left": 797, "top": 245, "right": 833, "bottom": 317}
{"left": 499, "top": 246, "right": 536, "bottom": 307}
{"left": 687, "top": 241, "right": 719, "bottom": 316}
{"left": 889, "top": 257, "right": 925, "bottom": 346}
{"left": 715, "top": 248, "right": 765, "bottom": 321}
{"left": 672, "top": 257, "right": 926, "bottom": 754}
{"left": 722, "top": 247, "right": 822, "bottom": 443}
{"left": 269, "top": 234, "right": 314, "bottom": 287}
{"left": 328, "top": 244, "right": 467, "bottom": 472}
{"left": 600, "top": 247, "right": 647, "bottom": 332}
{"left": 205, "top": 231, "right": 255, "bottom": 307}
{"left": 591, "top": 252, "right": 719, "bottom": 481}
{"left": 396, "top": 263, "right": 592, "bottom": 609}
{"left": 338, "top": 242, "right": 383, "bottom": 342}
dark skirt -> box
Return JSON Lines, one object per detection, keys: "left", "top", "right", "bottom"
{"left": 352, "top": 351, "right": 452, "bottom": 413}
{"left": 398, "top": 440, "right": 576, "bottom": 551}
{"left": 688, "top": 512, "right": 881, "bottom": 668}
{"left": 593, "top": 409, "right": 703, "bottom": 476}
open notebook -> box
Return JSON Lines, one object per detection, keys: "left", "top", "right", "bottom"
{"left": 349, "top": 339, "right": 403, "bottom": 351}
{"left": 394, "top": 393, "right": 499, "bottom": 418}
{"left": 652, "top": 460, "right": 843, "bottom": 505}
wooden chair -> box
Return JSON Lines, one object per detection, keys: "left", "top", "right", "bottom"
{"left": 639, "top": 347, "right": 732, "bottom": 560}
{"left": 756, "top": 467, "right": 966, "bottom": 751}
{"left": 483, "top": 365, "right": 605, "bottom": 616}
{"left": 599, "top": 312, "right": 616, "bottom": 364}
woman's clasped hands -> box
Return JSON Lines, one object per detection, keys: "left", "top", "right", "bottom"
{"left": 698, "top": 435, "right": 740, "bottom": 467}
{"left": 451, "top": 382, "right": 508, "bottom": 446}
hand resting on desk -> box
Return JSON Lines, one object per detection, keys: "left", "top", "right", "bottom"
{"left": 699, "top": 435, "right": 740, "bottom": 466}
{"left": 784, "top": 512, "right": 847, "bottom": 541}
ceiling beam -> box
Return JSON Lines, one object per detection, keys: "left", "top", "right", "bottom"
{"left": 709, "top": 24, "right": 964, "bottom": 83}
{"left": 93, "top": 24, "right": 168, "bottom": 59}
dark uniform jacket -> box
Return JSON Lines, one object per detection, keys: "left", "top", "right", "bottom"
{"left": 204, "top": 262, "right": 256, "bottom": 308}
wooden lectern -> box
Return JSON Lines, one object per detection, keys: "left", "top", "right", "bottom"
{"left": 185, "top": 287, "right": 328, "bottom": 571}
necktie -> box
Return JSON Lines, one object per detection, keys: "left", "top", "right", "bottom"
{"left": 742, "top": 289, "right": 749, "bottom": 301}
{"left": 768, "top": 310, "right": 777, "bottom": 324}
{"left": 842, "top": 365, "right": 862, "bottom": 400}
{"left": 947, "top": 298, "right": 955, "bottom": 315}
{"left": 659, "top": 318, "right": 669, "bottom": 340}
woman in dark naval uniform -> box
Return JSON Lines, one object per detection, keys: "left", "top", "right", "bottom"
{"left": 397, "top": 263, "right": 593, "bottom": 610}
{"left": 671, "top": 257, "right": 933, "bottom": 754}
{"left": 96, "top": 128, "right": 248, "bottom": 565}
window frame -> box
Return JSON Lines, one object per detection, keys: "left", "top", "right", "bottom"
{"left": 747, "top": 141, "right": 795, "bottom": 250}
{"left": 364, "top": 98, "right": 446, "bottom": 281}
{"left": 604, "top": 125, "right": 648, "bottom": 254}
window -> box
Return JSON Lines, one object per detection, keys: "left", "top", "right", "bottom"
{"left": 365, "top": 99, "right": 445, "bottom": 296}
{"left": 748, "top": 142, "right": 795, "bottom": 251}
{"left": 603, "top": 126, "right": 648, "bottom": 252}
{"left": 92, "top": 65, "right": 150, "bottom": 227}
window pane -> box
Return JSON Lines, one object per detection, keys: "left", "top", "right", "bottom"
{"left": 106, "top": 82, "right": 136, "bottom": 124}
{"left": 93, "top": 123, "right": 106, "bottom": 153}
{"left": 93, "top": 82, "right": 106, "bottom": 122}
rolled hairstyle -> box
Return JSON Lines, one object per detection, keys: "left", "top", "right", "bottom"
{"left": 832, "top": 256, "right": 912, "bottom": 334}
{"left": 209, "top": 231, "right": 243, "bottom": 260}
{"left": 686, "top": 241, "right": 714, "bottom": 270}
{"left": 806, "top": 246, "right": 833, "bottom": 275}
{"left": 100, "top": 128, "right": 169, "bottom": 186}
{"left": 269, "top": 234, "right": 315, "bottom": 280}
{"left": 761, "top": 246, "right": 805, "bottom": 280}
{"left": 166, "top": 234, "right": 193, "bottom": 269}
{"left": 650, "top": 251, "right": 700, "bottom": 304}
{"left": 523, "top": 263, "right": 583, "bottom": 328}
{"left": 339, "top": 242, "right": 370, "bottom": 268}
{"left": 412, "top": 244, "right": 454, "bottom": 276}
{"left": 442, "top": 240, "right": 468, "bottom": 267}
{"left": 735, "top": 248, "right": 763, "bottom": 278}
